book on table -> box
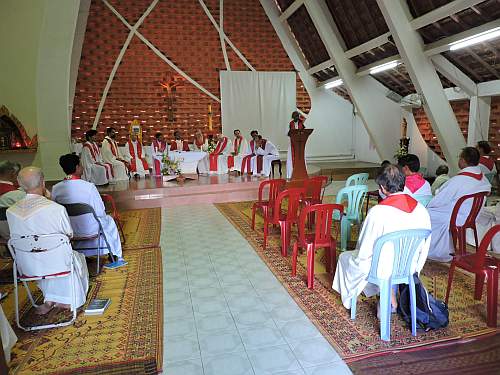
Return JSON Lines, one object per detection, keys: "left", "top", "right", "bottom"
{"left": 84, "top": 298, "right": 111, "bottom": 315}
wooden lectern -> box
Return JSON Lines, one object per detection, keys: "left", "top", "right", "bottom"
{"left": 288, "top": 128, "right": 312, "bottom": 186}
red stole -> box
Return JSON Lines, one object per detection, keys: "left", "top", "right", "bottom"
{"left": 170, "top": 140, "right": 189, "bottom": 151}
{"left": 0, "top": 183, "right": 16, "bottom": 195}
{"left": 405, "top": 173, "right": 426, "bottom": 193}
{"left": 64, "top": 175, "right": 81, "bottom": 180}
{"left": 83, "top": 142, "right": 114, "bottom": 179}
{"left": 289, "top": 120, "right": 304, "bottom": 130}
{"left": 233, "top": 137, "right": 243, "bottom": 154}
{"left": 127, "top": 141, "right": 148, "bottom": 172}
{"left": 379, "top": 194, "right": 418, "bottom": 213}
{"left": 194, "top": 137, "right": 205, "bottom": 149}
{"left": 256, "top": 139, "right": 267, "bottom": 173}
{"left": 153, "top": 139, "right": 166, "bottom": 153}
{"left": 241, "top": 140, "right": 255, "bottom": 174}
{"left": 458, "top": 171, "right": 483, "bottom": 180}
{"left": 105, "top": 137, "right": 119, "bottom": 157}
{"left": 209, "top": 137, "right": 228, "bottom": 171}
{"left": 479, "top": 156, "right": 495, "bottom": 171}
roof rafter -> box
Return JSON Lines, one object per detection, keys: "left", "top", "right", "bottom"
{"left": 278, "top": 0, "right": 304, "bottom": 22}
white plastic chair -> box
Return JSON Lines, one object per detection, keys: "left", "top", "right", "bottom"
{"left": 334, "top": 185, "right": 368, "bottom": 251}
{"left": 7, "top": 234, "right": 77, "bottom": 331}
{"left": 345, "top": 173, "right": 369, "bottom": 187}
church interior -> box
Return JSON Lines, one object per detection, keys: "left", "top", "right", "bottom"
{"left": 1, "top": 0, "right": 500, "bottom": 374}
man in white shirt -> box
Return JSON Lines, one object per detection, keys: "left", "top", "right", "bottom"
{"left": 240, "top": 130, "right": 258, "bottom": 175}
{"left": 7, "top": 167, "right": 89, "bottom": 314}
{"left": 398, "top": 154, "right": 431, "bottom": 196}
{"left": 101, "top": 127, "right": 129, "bottom": 181}
{"left": 81, "top": 129, "right": 112, "bottom": 185}
{"left": 231, "top": 129, "right": 249, "bottom": 174}
{"left": 51, "top": 154, "right": 127, "bottom": 269}
{"left": 333, "top": 164, "right": 431, "bottom": 311}
{"left": 252, "top": 135, "right": 279, "bottom": 177}
{"left": 427, "top": 147, "right": 491, "bottom": 262}
{"left": 477, "top": 141, "right": 497, "bottom": 175}
{"left": 123, "top": 133, "right": 149, "bottom": 178}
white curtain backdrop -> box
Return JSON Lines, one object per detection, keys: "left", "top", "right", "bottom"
{"left": 220, "top": 71, "right": 296, "bottom": 151}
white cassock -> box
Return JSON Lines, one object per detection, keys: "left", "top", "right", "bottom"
{"left": 101, "top": 136, "right": 129, "bottom": 181}
{"left": 151, "top": 140, "right": 167, "bottom": 176}
{"left": 51, "top": 179, "right": 122, "bottom": 259}
{"left": 333, "top": 193, "right": 431, "bottom": 308}
{"left": 6, "top": 194, "right": 89, "bottom": 310}
{"left": 427, "top": 166, "right": 491, "bottom": 262}
{"left": 81, "top": 141, "right": 112, "bottom": 185}
{"left": 0, "top": 305, "right": 16, "bottom": 363}
{"left": 403, "top": 174, "right": 432, "bottom": 196}
{"left": 123, "top": 140, "right": 149, "bottom": 178}
{"left": 0, "top": 189, "right": 26, "bottom": 240}
{"left": 232, "top": 137, "right": 249, "bottom": 173}
{"left": 193, "top": 138, "right": 209, "bottom": 152}
{"left": 252, "top": 140, "right": 280, "bottom": 177}
{"left": 198, "top": 137, "right": 232, "bottom": 175}
{"left": 466, "top": 202, "right": 500, "bottom": 253}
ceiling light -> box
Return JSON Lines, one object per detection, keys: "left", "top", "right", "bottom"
{"left": 324, "top": 79, "right": 343, "bottom": 89}
{"left": 449, "top": 27, "right": 500, "bottom": 50}
{"left": 369, "top": 60, "right": 400, "bottom": 74}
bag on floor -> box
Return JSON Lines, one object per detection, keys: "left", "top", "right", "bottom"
{"left": 397, "top": 273, "right": 449, "bottom": 331}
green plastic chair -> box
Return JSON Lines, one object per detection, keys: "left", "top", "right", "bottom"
{"left": 413, "top": 194, "right": 433, "bottom": 207}
{"left": 345, "top": 173, "right": 369, "bottom": 187}
{"left": 334, "top": 185, "right": 368, "bottom": 251}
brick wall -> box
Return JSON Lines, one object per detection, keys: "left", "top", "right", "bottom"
{"left": 72, "top": 0, "right": 311, "bottom": 145}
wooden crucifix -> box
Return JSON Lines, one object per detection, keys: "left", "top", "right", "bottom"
{"left": 159, "top": 73, "right": 185, "bottom": 122}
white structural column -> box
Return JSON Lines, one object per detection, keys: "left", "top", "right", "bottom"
{"left": 467, "top": 96, "right": 491, "bottom": 146}
{"left": 304, "top": 0, "right": 401, "bottom": 161}
{"left": 431, "top": 55, "right": 477, "bottom": 97}
{"left": 377, "top": 0, "right": 466, "bottom": 171}
{"left": 219, "top": 0, "right": 230, "bottom": 70}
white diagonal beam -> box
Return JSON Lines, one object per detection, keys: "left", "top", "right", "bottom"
{"left": 410, "top": 0, "right": 487, "bottom": 30}
{"left": 478, "top": 79, "right": 500, "bottom": 96}
{"left": 279, "top": 0, "right": 304, "bottom": 22}
{"left": 344, "top": 32, "right": 391, "bottom": 58}
{"left": 306, "top": 59, "right": 334, "bottom": 75}
{"left": 467, "top": 95, "right": 491, "bottom": 145}
{"left": 377, "top": 0, "right": 466, "bottom": 170}
{"left": 431, "top": 54, "right": 477, "bottom": 96}
{"left": 93, "top": 0, "right": 159, "bottom": 129}
{"left": 103, "top": 0, "right": 220, "bottom": 103}
{"left": 219, "top": 0, "right": 230, "bottom": 70}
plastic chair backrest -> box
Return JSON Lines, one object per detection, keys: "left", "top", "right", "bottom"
{"left": 449, "top": 191, "right": 489, "bottom": 256}
{"left": 473, "top": 224, "right": 500, "bottom": 269}
{"left": 274, "top": 188, "right": 306, "bottom": 222}
{"left": 258, "top": 179, "right": 286, "bottom": 205}
{"left": 368, "top": 229, "right": 431, "bottom": 282}
{"left": 8, "top": 234, "right": 72, "bottom": 278}
{"left": 100, "top": 193, "right": 118, "bottom": 216}
{"left": 61, "top": 202, "right": 102, "bottom": 237}
{"left": 304, "top": 176, "right": 328, "bottom": 201}
{"left": 345, "top": 173, "right": 369, "bottom": 187}
{"left": 413, "top": 194, "right": 433, "bottom": 207}
{"left": 335, "top": 185, "right": 368, "bottom": 221}
{"left": 298, "top": 204, "right": 344, "bottom": 245}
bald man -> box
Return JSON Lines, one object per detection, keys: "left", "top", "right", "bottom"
{"left": 7, "top": 167, "right": 89, "bottom": 314}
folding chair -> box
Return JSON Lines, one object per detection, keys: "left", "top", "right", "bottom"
{"left": 62, "top": 203, "right": 116, "bottom": 274}
{"left": 7, "top": 234, "right": 77, "bottom": 331}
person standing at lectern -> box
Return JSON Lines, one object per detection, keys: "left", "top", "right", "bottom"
{"left": 287, "top": 111, "right": 305, "bottom": 179}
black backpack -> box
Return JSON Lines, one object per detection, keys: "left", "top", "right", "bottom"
{"left": 397, "top": 273, "right": 449, "bottom": 331}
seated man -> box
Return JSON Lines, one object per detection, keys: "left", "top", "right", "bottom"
{"left": 230, "top": 129, "right": 249, "bottom": 174}
{"left": 252, "top": 135, "right": 279, "bottom": 177}
{"left": 151, "top": 132, "right": 167, "bottom": 176}
{"left": 333, "top": 164, "right": 431, "bottom": 311}
{"left": 52, "top": 154, "right": 127, "bottom": 269}
{"left": 0, "top": 161, "right": 25, "bottom": 240}
{"left": 123, "top": 133, "right": 149, "bottom": 178}
{"left": 81, "top": 129, "right": 112, "bottom": 185}
{"left": 6, "top": 167, "right": 89, "bottom": 314}
{"left": 170, "top": 130, "right": 190, "bottom": 152}
{"left": 398, "top": 154, "right": 431, "bottom": 196}
{"left": 427, "top": 147, "right": 491, "bottom": 262}
{"left": 101, "top": 127, "right": 129, "bottom": 181}
{"left": 431, "top": 165, "right": 449, "bottom": 195}
{"left": 477, "top": 141, "right": 497, "bottom": 175}
{"left": 193, "top": 129, "right": 208, "bottom": 151}
{"left": 240, "top": 130, "right": 258, "bottom": 175}
{"left": 198, "top": 133, "right": 232, "bottom": 175}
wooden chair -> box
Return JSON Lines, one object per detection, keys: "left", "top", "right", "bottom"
{"left": 291, "top": 203, "right": 343, "bottom": 289}
{"left": 251, "top": 179, "right": 286, "bottom": 230}
{"left": 446, "top": 225, "right": 500, "bottom": 327}
{"left": 100, "top": 193, "right": 126, "bottom": 244}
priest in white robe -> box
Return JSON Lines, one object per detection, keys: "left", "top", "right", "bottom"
{"left": 6, "top": 167, "right": 89, "bottom": 314}
{"left": 427, "top": 147, "right": 491, "bottom": 262}
{"left": 398, "top": 154, "right": 432, "bottom": 196}
{"left": 333, "top": 164, "right": 431, "bottom": 310}
{"left": 151, "top": 132, "right": 167, "bottom": 176}
{"left": 252, "top": 135, "right": 280, "bottom": 177}
{"left": 81, "top": 129, "right": 112, "bottom": 185}
{"left": 239, "top": 130, "right": 259, "bottom": 175}
{"left": 477, "top": 141, "right": 497, "bottom": 175}
{"left": 287, "top": 111, "right": 306, "bottom": 179}
{"left": 52, "top": 154, "right": 126, "bottom": 269}
{"left": 231, "top": 129, "right": 249, "bottom": 173}
{"left": 198, "top": 133, "right": 232, "bottom": 175}
{"left": 193, "top": 129, "right": 209, "bottom": 152}
{"left": 123, "top": 134, "right": 149, "bottom": 178}
{"left": 101, "top": 127, "right": 129, "bottom": 181}
{"left": 466, "top": 202, "right": 500, "bottom": 253}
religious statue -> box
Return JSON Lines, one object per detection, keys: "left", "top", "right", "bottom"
{"left": 159, "top": 73, "right": 185, "bottom": 122}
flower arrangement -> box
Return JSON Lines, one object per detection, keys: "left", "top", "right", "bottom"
{"left": 207, "top": 136, "right": 217, "bottom": 153}
{"left": 394, "top": 137, "right": 410, "bottom": 160}
{"left": 161, "top": 155, "right": 181, "bottom": 176}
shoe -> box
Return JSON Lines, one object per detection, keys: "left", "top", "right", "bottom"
{"left": 104, "top": 259, "right": 128, "bottom": 269}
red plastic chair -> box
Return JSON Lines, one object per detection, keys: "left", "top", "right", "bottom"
{"left": 251, "top": 179, "right": 286, "bottom": 230}
{"left": 100, "top": 193, "right": 126, "bottom": 244}
{"left": 449, "top": 192, "right": 489, "bottom": 257}
{"left": 445, "top": 224, "right": 500, "bottom": 327}
{"left": 303, "top": 176, "right": 329, "bottom": 229}
{"left": 291, "top": 204, "right": 344, "bottom": 289}
{"left": 263, "top": 187, "right": 306, "bottom": 257}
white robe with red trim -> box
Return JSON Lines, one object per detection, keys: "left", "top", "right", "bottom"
{"left": 123, "top": 140, "right": 149, "bottom": 178}
{"left": 427, "top": 166, "right": 491, "bottom": 262}
{"left": 478, "top": 156, "right": 497, "bottom": 175}
{"left": 198, "top": 137, "right": 232, "bottom": 175}
{"left": 151, "top": 139, "right": 167, "bottom": 176}
{"left": 252, "top": 140, "right": 279, "bottom": 177}
{"left": 333, "top": 193, "right": 431, "bottom": 308}
{"left": 403, "top": 174, "right": 432, "bottom": 196}
{"left": 231, "top": 137, "right": 249, "bottom": 172}
{"left": 101, "top": 137, "right": 129, "bottom": 181}
{"left": 81, "top": 141, "right": 111, "bottom": 185}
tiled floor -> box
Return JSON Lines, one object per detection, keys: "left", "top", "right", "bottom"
{"left": 161, "top": 205, "right": 352, "bottom": 375}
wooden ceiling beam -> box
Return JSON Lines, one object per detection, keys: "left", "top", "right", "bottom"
{"left": 278, "top": 0, "right": 304, "bottom": 22}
